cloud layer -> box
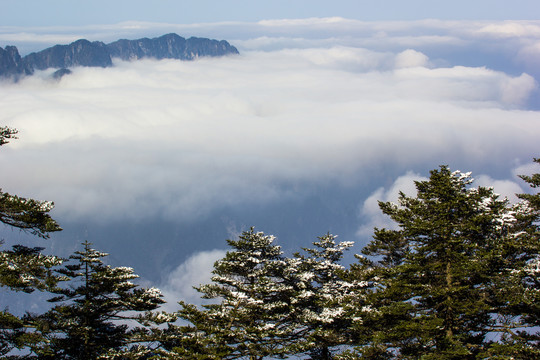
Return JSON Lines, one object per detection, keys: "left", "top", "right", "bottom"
{"left": 160, "top": 249, "right": 227, "bottom": 311}
{"left": 0, "top": 19, "right": 538, "bottom": 264}
{"left": 1, "top": 37, "right": 538, "bottom": 226}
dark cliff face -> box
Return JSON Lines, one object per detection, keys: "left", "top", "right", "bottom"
{"left": 0, "top": 33, "right": 239, "bottom": 80}
{"left": 107, "top": 33, "right": 187, "bottom": 61}
{"left": 0, "top": 46, "right": 33, "bottom": 78}
{"left": 52, "top": 68, "right": 73, "bottom": 80}
{"left": 184, "top": 37, "right": 240, "bottom": 59}
{"left": 107, "top": 33, "right": 239, "bottom": 61}
{"left": 24, "top": 39, "right": 113, "bottom": 70}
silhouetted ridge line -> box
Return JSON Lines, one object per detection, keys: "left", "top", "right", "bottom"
{"left": 0, "top": 33, "right": 239, "bottom": 80}
{"left": 107, "top": 33, "right": 239, "bottom": 61}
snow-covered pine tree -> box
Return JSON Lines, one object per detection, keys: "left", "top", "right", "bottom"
{"left": 173, "top": 228, "right": 300, "bottom": 360}
{"left": 31, "top": 241, "right": 170, "bottom": 360}
{"left": 518, "top": 158, "right": 540, "bottom": 210}
{"left": 288, "top": 234, "right": 368, "bottom": 359}
{"left": 0, "top": 127, "right": 61, "bottom": 239}
{"left": 0, "top": 126, "right": 63, "bottom": 357}
{"left": 516, "top": 158, "right": 540, "bottom": 351}
{"left": 355, "top": 166, "right": 536, "bottom": 359}
{"left": 483, "top": 158, "right": 540, "bottom": 358}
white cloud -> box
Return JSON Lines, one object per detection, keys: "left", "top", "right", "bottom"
{"left": 357, "top": 171, "right": 427, "bottom": 237}
{"left": 394, "top": 49, "right": 429, "bottom": 68}
{"left": 0, "top": 32, "right": 81, "bottom": 47}
{"left": 356, "top": 169, "right": 529, "bottom": 239}
{"left": 0, "top": 20, "right": 539, "bottom": 225}
{"left": 475, "top": 175, "right": 524, "bottom": 204}
{"left": 159, "top": 249, "right": 226, "bottom": 312}
{"left": 1, "top": 49, "right": 538, "bottom": 223}
{"left": 513, "top": 160, "right": 540, "bottom": 178}
{"left": 512, "top": 160, "right": 540, "bottom": 195}
{"left": 476, "top": 22, "right": 540, "bottom": 38}
{"left": 499, "top": 73, "right": 537, "bottom": 106}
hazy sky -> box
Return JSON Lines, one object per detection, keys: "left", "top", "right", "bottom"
{"left": 2, "top": 0, "right": 540, "bottom": 26}
{"left": 1, "top": 2, "right": 539, "bottom": 311}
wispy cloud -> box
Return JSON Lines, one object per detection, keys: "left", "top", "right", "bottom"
{"left": 159, "top": 249, "right": 226, "bottom": 312}
{"left": 356, "top": 168, "right": 527, "bottom": 239}
{"left": 356, "top": 171, "right": 427, "bottom": 237}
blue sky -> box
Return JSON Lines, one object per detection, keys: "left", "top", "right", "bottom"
{"left": 1, "top": 0, "right": 539, "bottom": 26}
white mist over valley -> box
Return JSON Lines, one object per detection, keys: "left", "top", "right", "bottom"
{"left": 1, "top": 18, "right": 539, "bottom": 307}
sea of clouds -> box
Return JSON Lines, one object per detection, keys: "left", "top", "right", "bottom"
{"left": 1, "top": 18, "right": 539, "bottom": 307}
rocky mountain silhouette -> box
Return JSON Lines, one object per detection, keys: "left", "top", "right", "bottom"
{"left": 108, "top": 33, "right": 238, "bottom": 61}
{"left": 0, "top": 33, "right": 239, "bottom": 80}
{"left": 0, "top": 46, "right": 33, "bottom": 79}
{"left": 24, "top": 39, "right": 112, "bottom": 71}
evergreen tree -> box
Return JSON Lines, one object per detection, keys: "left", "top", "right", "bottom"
{"left": 518, "top": 158, "right": 540, "bottom": 210}
{"left": 483, "top": 158, "right": 540, "bottom": 358}
{"left": 1, "top": 126, "right": 63, "bottom": 357}
{"left": 518, "top": 158, "right": 540, "bottom": 346}
{"left": 353, "top": 166, "right": 537, "bottom": 359}
{"left": 289, "top": 234, "right": 368, "bottom": 359}
{"left": 1, "top": 127, "right": 61, "bottom": 238}
{"left": 173, "top": 228, "right": 300, "bottom": 360}
{"left": 172, "top": 230, "right": 371, "bottom": 360}
{"left": 32, "top": 241, "right": 170, "bottom": 360}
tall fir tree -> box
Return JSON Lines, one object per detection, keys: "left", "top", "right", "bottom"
{"left": 289, "top": 234, "right": 368, "bottom": 359}
{"left": 172, "top": 230, "right": 371, "bottom": 360}
{"left": 173, "top": 228, "right": 301, "bottom": 360}
{"left": 353, "top": 166, "right": 538, "bottom": 359}
{"left": 1, "top": 126, "right": 63, "bottom": 357}
{"left": 31, "top": 241, "right": 170, "bottom": 360}
{"left": 484, "top": 158, "right": 540, "bottom": 358}
{"left": 518, "top": 158, "right": 540, "bottom": 344}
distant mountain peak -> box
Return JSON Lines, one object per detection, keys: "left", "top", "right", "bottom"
{"left": 107, "top": 33, "right": 239, "bottom": 62}
{"left": 0, "top": 45, "right": 32, "bottom": 79}
{"left": 0, "top": 33, "right": 239, "bottom": 80}
{"left": 24, "top": 39, "right": 112, "bottom": 71}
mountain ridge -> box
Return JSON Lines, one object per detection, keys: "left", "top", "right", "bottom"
{"left": 0, "top": 33, "right": 239, "bottom": 80}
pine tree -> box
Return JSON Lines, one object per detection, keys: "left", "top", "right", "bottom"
{"left": 172, "top": 230, "right": 371, "bottom": 360}
{"left": 518, "top": 158, "right": 540, "bottom": 210}
{"left": 354, "top": 166, "right": 535, "bottom": 359}
{"left": 289, "top": 234, "right": 368, "bottom": 359}
{"left": 483, "top": 158, "right": 540, "bottom": 358}
{"left": 1, "top": 126, "right": 63, "bottom": 357}
{"left": 32, "top": 241, "right": 170, "bottom": 360}
{"left": 173, "top": 228, "right": 301, "bottom": 360}
{"left": 1, "top": 127, "right": 61, "bottom": 238}
{"left": 517, "top": 159, "right": 540, "bottom": 349}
